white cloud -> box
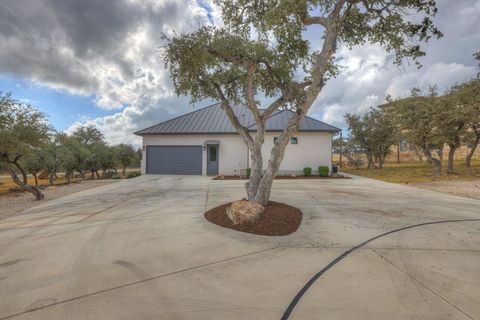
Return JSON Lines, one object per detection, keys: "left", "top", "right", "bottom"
{"left": 1, "top": 0, "right": 479, "bottom": 145}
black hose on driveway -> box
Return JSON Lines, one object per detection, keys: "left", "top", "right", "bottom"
{"left": 281, "top": 218, "right": 480, "bottom": 320}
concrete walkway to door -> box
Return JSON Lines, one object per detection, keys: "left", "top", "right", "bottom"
{"left": 0, "top": 175, "right": 479, "bottom": 320}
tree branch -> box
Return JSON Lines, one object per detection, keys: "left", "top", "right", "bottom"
{"left": 303, "top": 16, "right": 328, "bottom": 27}
{"left": 204, "top": 46, "right": 253, "bottom": 66}
{"left": 212, "top": 82, "right": 254, "bottom": 147}
{"left": 246, "top": 63, "right": 262, "bottom": 125}
{"left": 262, "top": 96, "right": 286, "bottom": 120}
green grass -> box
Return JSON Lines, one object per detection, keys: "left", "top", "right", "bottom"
{"left": 341, "top": 160, "right": 480, "bottom": 184}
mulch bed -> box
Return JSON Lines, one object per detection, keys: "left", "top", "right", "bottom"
{"left": 213, "top": 174, "right": 350, "bottom": 180}
{"left": 204, "top": 201, "right": 302, "bottom": 236}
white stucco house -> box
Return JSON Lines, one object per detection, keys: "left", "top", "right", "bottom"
{"left": 134, "top": 103, "right": 340, "bottom": 176}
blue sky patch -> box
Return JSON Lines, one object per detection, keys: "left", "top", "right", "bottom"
{"left": 0, "top": 75, "right": 117, "bottom": 132}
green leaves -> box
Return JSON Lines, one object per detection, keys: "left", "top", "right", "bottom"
{"left": 0, "top": 92, "right": 51, "bottom": 159}
{"left": 164, "top": 26, "right": 301, "bottom": 107}
{"left": 385, "top": 78, "right": 480, "bottom": 153}
{"left": 345, "top": 107, "right": 398, "bottom": 166}
{"left": 164, "top": 0, "right": 441, "bottom": 117}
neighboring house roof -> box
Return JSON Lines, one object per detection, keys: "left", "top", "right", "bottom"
{"left": 134, "top": 103, "right": 340, "bottom": 135}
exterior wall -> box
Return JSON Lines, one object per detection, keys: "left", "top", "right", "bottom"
{"left": 141, "top": 134, "right": 248, "bottom": 175}
{"left": 262, "top": 132, "right": 333, "bottom": 174}
{"left": 141, "top": 131, "right": 333, "bottom": 175}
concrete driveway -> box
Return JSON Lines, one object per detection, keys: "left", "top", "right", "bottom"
{"left": 0, "top": 175, "right": 479, "bottom": 320}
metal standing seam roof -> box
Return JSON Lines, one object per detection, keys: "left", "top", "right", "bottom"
{"left": 134, "top": 103, "right": 340, "bottom": 135}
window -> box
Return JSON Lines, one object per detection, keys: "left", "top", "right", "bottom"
{"left": 274, "top": 137, "right": 298, "bottom": 144}
{"left": 209, "top": 146, "right": 217, "bottom": 161}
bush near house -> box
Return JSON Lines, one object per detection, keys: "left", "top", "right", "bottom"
{"left": 126, "top": 171, "right": 141, "bottom": 179}
{"left": 318, "top": 166, "right": 329, "bottom": 177}
{"left": 104, "top": 170, "right": 120, "bottom": 179}
{"left": 246, "top": 168, "right": 251, "bottom": 178}
{"left": 303, "top": 167, "right": 312, "bottom": 176}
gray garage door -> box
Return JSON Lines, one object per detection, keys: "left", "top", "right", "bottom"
{"left": 146, "top": 146, "right": 202, "bottom": 175}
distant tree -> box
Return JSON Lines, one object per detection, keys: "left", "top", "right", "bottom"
{"left": 42, "top": 139, "right": 60, "bottom": 186}
{"left": 22, "top": 148, "right": 49, "bottom": 186}
{"left": 343, "top": 137, "right": 364, "bottom": 169}
{"left": 439, "top": 83, "right": 473, "bottom": 173}
{"left": 99, "top": 145, "right": 117, "bottom": 178}
{"left": 164, "top": 0, "right": 441, "bottom": 206}
{"left": 72, "top": 126, "right": 106, "bottom": 179}
{"left": 387, "top": 93, "right": 444, "bottom": 176}
{"left": 114, "top": 144, "right": 136, "bottom": 176}
{"left": 72, "top": 126, "right": 104, "bottom": 146}
{"left": 135, "top": 148, "right": 142, "bottom": 167}
{"left": 0, "top": 93, "right": 50, "bottom": 199}
{"left": 87, "top": 143, "right": 116, "bottom": 179}
{"left": 455, "top": 79, "right": 480, "bottom": 167}
{"left": 345, "top": 113, "right": 374, "bottom": 168}
{"left": 57, "top": 134, "right": 89, "bottom": 183}
{"left": 345, "top": 108, "right": 397, "bottom": 169}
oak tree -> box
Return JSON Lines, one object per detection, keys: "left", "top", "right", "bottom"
{"left": 164, "top": 0, "right": 441, "bottom": 205}
{"left": 0, "top": 93, "right": 50, "bottom": 199}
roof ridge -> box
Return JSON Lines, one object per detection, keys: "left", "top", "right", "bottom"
{"left": 134, "top": 102, "right": 221, "bottom": 135}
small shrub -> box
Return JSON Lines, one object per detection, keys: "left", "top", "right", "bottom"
{"left": 127, "top": 171, "right": 141, "bottom": 179}
{"left": 246, "top": 168, "right": 251, "bottom": 178}
{"left": 104, "top": 170, "right": 120, "bottom": 179}
{"left": 348, "top": 159, "right": 364, "bottom": 169}
{"left": 303, "top": 167, "right": 312, "bottom": 176}
{"left": 318, "top": 166, "right": 329, "bottom": 177}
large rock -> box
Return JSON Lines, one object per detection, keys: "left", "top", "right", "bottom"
{"left": 226, "top": 200, "right": 265, "bottom": 225}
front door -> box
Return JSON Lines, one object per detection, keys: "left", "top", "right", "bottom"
{"left": 207, "top": 145, "right": 219, "bottom": 175}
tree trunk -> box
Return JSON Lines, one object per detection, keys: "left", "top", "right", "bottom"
{"left": 423, "top": 149, "right": 441, "bottom": 177}
{"left": 247, "top": 110, "right": 307, "bottom": 206}
{"left": 466, "top": 136, "right": 480, "bottom": 167}
{"left": 91, "top": 170, "right": 95, "bottom": 180}
{"left": 48, "top": 172, "right": 55, "bottom": 186}
{"left": 5, "top": 165, "right": 44, "bottom": 200}
{"left": 447, "top": 144, "right": 457, "bottom": 174}
{"left": 437, "top": 145, "right": 444, "bottom": 163}
{"left": 13, "top": 161, "right": 28, "bottom": 184}
{"left": 95, "top": 171, "right": 100, "bottom": 179}
{"left": 122, "top": 166, "right": 127, "bottom": 177}
{"left": 366, "top": 153, "right": 373, "bottom": 169}
{"left": 245, "top": 145, "right": 263, "bottom": 200}
{"left": 218, "top": 5, "right": 340, "bottom": 207}
{"left": 33, "top": 173, "right": 38, "bottom": 186}
{"left": 382, "top": 151, "right": 388, "bottom": 168}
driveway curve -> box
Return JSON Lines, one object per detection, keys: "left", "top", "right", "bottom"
{"left": 0, "top": 175, "right": 479, "bottom": 320}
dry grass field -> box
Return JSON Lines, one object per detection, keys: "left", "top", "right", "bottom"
{"left": 0, "top": 175, "right": 79, "bottom": 194}
{"left": 341, "top": 160, "right": 480, "bottom": 200}
{"left": 0, "top": 168, "right": 141, "bottom": 195}
{"left": 341, "top": 160, "right": 480, "bottom": 184}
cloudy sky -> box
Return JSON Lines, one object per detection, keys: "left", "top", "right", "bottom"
{"left": 1, "top": 0, "right": 479, "bottom": 146}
